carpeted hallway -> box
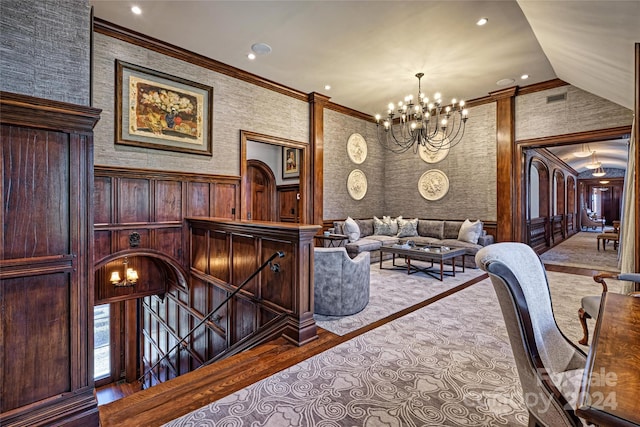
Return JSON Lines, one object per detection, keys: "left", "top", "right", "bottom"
{"left": 540, "top": 230, "right": 620, "bottom": 272}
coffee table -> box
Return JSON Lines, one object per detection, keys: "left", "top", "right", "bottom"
{"left": 379, "top": 245, "right": 467, "bottom": 281}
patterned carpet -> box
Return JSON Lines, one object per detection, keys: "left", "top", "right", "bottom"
{"left": 540, "top": 230, "right": 620, "bottom": 272}
{"left": 164, "top": 263, "right": 610, "bottom": 426}
{"left": 314, "top": 260, "right": 484, "bottom": 336}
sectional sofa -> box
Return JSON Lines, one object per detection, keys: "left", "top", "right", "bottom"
{"left": 332, "top": 217, "right": 494, "bottom": 267}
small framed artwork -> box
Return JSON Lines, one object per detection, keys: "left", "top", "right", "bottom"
{"left": 282, "top": 147, "right": 300, "bottom": 179}
{"left": 115, "top": 60, "right": 213, "bottom": 156}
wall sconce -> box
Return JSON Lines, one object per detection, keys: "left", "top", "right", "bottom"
{"left": 110, "top": 256, "right": 138, "bottom": 287}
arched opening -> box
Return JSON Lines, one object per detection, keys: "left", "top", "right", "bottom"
{"left": 527, "top": 157, "right": 550, "bottom": 251}
{"left": 246, "top": 159, "right": 277, "bottom": 221}
{"left": 93, "top": 250, "right": 188, "bottom": 389}
{"left": 566, "top": 176, "right": 576, "bottom": 234}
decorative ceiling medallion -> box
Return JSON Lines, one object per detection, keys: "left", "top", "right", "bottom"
{"left": 418, "top": 169, "right": 449, "bottom": 201}
{"left": 347, "top": 169, "right": 367, "bottom": 200}
{"left": 347, "top": 133, "right": 367, "bottom": 164}
{"left": 419, "top": 133, "right": 450, "bottom": 164}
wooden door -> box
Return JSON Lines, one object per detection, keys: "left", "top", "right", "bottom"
{"left": 247, "top": 160, "right": 276, "bottom": 221}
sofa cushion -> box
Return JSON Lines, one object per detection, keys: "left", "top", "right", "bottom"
{"left": 344, "top": 217, "right": 360, "bottom": 243}
{"left": 355, "top": 219, "right": 374, "bottom": 237}
{"left": 397, "top": 217, "right": 419, "bottom": 238}
{"left": 409, "top": 236, "right": 443, "bottom": 246}
{"left": 345, "top": 238, "right": 382, "bottom": 255}
{"left": 441, "top": 238, "right": 482, "bottom": 255}
{"left": 443, "top": 221, "right": 464, "bottom": 239}
{"left": 458, "top": 219, "right": 483, "bottom": 244}
{"left": 367, "top": 235, "right": 399, "bottom": 246}
{"left": 373, "top": 216, "right": 397, "bottom": 236}
{"left": 418, "top": 220, "right": 444, "bottom": 239}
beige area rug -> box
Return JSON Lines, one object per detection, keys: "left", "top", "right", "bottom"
{"left": 540, "top": 231, "right": 620, "bottom": 272}
{"left": 163, "top": 268, "right": 601, "bottom": 427}
{"left": 314, "top": 259, "right": 485, "bottom": 336}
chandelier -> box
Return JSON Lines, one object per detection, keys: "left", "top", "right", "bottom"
{"left": 110, "top": 256, "right": 139, "bottom": 287}
{"left": 374, "top": 73, "right": 469, "bottom": 154}
{"left": 585, "top": 152, "right": 602, "bottom": 170}
{"left": 573, "top": 143, "right": 593, "bottom": 158}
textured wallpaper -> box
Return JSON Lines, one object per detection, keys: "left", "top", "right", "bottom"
{"left": 323, "top": 110, "right": 384, "bottom": 220}
{"left": 92, "top": 33, "right": 309, "bottom": 176}
{"left": 0, "top": 0, "right": 91, "bottom": 105}
{"left": 516, "top": 85, "right": 633, "bottom": 140}
{"left": 382, "top": 103, "right": 498, "bottom": 222}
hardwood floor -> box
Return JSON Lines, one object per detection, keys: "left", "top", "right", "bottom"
{"left": 98, "top": 275, "right": 485, "bottom": 426}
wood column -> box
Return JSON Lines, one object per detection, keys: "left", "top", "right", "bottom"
{"left": 309, "top": 92, "right": 330, "bottom": 226}
{"left": 491, "top": 87, "right": 518, "bottom": 242}
{"left": 635, "top": 43, "right": 640, "bottom": 272}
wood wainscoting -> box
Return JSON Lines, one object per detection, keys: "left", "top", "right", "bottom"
{"left": 187, "top": 218, "right": 320, "bottom": 346}
{"left": 1, "top": 92, "right": 101, "bottom": 426}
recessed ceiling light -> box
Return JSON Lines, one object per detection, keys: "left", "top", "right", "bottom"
{"left": 324, "top": 85, "right": 331, "bottom": 91}
{"left": 476, "top": 17, "right": 488, "bottom": 26}
{"left": 131, "top": 6, "right": 142, "bottom": 15}
{"left": 521, "top": 74, "right": 529, "bottom": 80}
{"left": 247, "top": 53, "right": 256, "bottom": 60}
{"left": 251, "top": 43, "right": 272, "bottom": 56}
{"left": 496, "top": 78, "right": 515, "bottom": 86}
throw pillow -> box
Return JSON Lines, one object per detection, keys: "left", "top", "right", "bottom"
{"left": 458, "top": 219, "right": 483, "bottom": 244}
{"left": 397, "top": 217, "right": 419, "bottom": 238}
{"left": 373, "top": 216, "right": 396, "bottom": 236}
{"left": 383, "top": 215, "right": 399, "bottom": 235}
{"left": 344, "top": 216, "right": 361, "bottom": 243}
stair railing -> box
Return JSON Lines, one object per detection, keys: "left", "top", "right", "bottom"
{"left": 138, "top": 250, "right": 286, "bottom": 385}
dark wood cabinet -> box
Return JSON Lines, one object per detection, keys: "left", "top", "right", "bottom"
{"left": 1, "top": 92, "right": 101, "bottom": 426}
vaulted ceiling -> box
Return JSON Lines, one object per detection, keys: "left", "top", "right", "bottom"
{"left": 91, "top": 0, "right": 639, "bottom": 171}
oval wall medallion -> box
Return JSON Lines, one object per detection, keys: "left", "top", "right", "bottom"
{"left": 347, "top": 169, "right": 368, "bottom": 200}
{"left": 418, "top": 169, "right": 449, "bottom": 201}
{"left": 347, "top": 133, "right": 367, "bottom": 164}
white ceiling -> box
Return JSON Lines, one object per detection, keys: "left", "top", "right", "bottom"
{"left": 90, "top": 0, "right": 639, "bottom": 171}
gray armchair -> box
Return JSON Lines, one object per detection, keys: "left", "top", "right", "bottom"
{"left": 476, "top": 242, "right": 586, "bottom": 427}
{"left": 313, "top": 247, "right": 370, "bottom": 316}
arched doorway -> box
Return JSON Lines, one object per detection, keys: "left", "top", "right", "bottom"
{"left": 247, "top": 159, "right": 276, "bottom": 221}
{"left": 527, "top": 157, "right": 550, "bottom": 252}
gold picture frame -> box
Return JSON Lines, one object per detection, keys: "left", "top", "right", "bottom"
{"left": 282, "top": 147, "right": 300, "bottom": 179}
{"left": 115, "top": 60, "right": 213, "bottom": 156}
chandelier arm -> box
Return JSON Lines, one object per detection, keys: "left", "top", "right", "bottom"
{"left": 377, "top": 126, "right": 414, "bottom": 153}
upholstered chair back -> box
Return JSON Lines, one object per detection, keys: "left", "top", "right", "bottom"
{"left": 476, "top": 242, "right": 586, "bottom": 427}
{"left": 313, "top": 247, "right": 370, "bottom": 316}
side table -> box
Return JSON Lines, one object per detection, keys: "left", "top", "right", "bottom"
{"left": 315, "top": 233, "right": 348, "bottom": 247}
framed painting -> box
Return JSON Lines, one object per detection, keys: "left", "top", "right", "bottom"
{"left": 282, "top": 147, "right": 300, "bottom": 179}
{"left": 115, "top": 60, "right": 213, "bottom": 156}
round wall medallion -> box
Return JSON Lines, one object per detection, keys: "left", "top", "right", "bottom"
{"left": 347, "top": 169, "right": 368, "bottom": 200}
{"left": 418, "top": 139, "right": 450, "bottom": 164}
{"left": 418, "top": 169, "right": 449, "bottom": 201}
{"left": 347, "top": 133, "right": 367, "bottom": 164}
